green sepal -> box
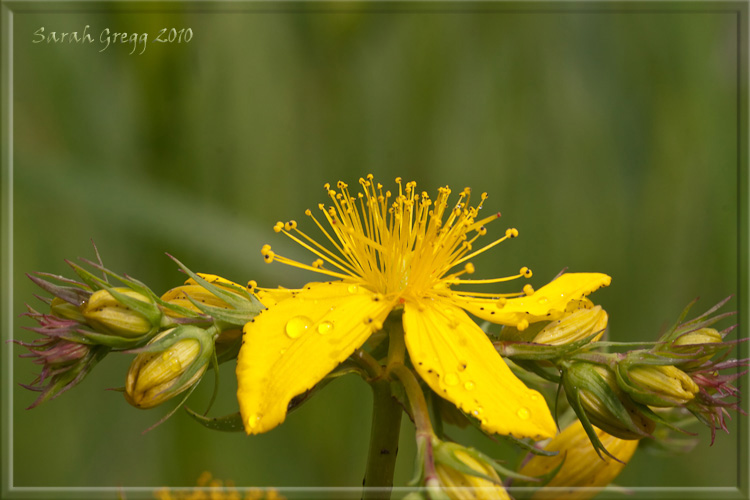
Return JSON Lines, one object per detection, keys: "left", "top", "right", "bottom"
{"left": 185, "top": 409, "right": 245, "bottom": 432}
{"left": 167, "top": 254, "right": 262, "bottom": 311}
{"left": 511, "top": 359, "right": 561, "bottom": 384}
{"left": 27, "top": 272, "right": 90, "bottom": 306}
{"left": 657, "top": 297, "right": 735, "bottom": 344}
{"left": 183, "top": 296, "right": 260, "bottom": 327}
{"left": 503, "top": 434, "right": 559, "bottom": 457}
{"left": 74, "top": 327, "right": 156, "bottom": 348}
{"left": 433, "top": 442, "right": 502, "bottom": 485}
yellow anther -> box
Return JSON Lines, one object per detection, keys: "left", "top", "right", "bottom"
{"left": 464, "top": 263, "right": 475, "bottom": 274}
{"left": 273, "top": 222, "right": 284, "bottom": 233}
{"left": 481, "top": 192, "right": 488, "bottom": 200}
{"left": 519, "top": 266, "right": 533, "bottom": 278}
{"left": 477, "top": 226, "right": 487, "bottom": 236}
{"left": 263, "top": 251, "right": 275, "bottom": 263}
{"left": 505, "top": 228, "right": 519, "bottom": 238}
{"left": 318, "top": 203, "right": 325, "bottom": 211}
{"left": 305, "top": 209, "right": 312, "bottom": 216}
{"left": 523, "top": 284, "right": 535, "bottom": 296}
{"left": 496, "top": 297, "right": 507, "bottom": 308}
{"left": 247, "top": 280, "right": 258, "bottom": 291}
{"left": 517, "top": 319, "right": 530, "bottom": 331}
{"left": 285, "top": 220, "right": 298, "bottom": 231}
{"left": 323, "top": 183, "right": 330, "bottom": 191}
{"left": 312, "top": 259, "right": 324, "bottom": 268}
{"left": 395, "top": 177, "right": 402, "bottom": 183}
{"left": 261, "top": 244, "right": 272, "bottom": 255}
{"left": 366, "top": 173, "right": 374, "bottom": 180}
{"left": 337, "top": 181, "right": 347, "bottom": 189}
{"left": 328, "top": 190, "right": 336, "bottom": 197}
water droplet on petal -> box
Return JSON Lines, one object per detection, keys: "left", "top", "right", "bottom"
{"left": 444, "top": 373, "right": 459, "bottom": 386}
{"left": 285, "top": 316, "right": 313, "bottom": 339}
{"left": 317, "top": 321, "right": 334, "bottom": 335}
{"left": 247, "top": 413, "right": 261, "bottom": 429}
{"left": 347, "top": 284, "right": 359, "bottom": 293}
{"left": 464, "top": 381, "right": 475, "bottom": 391}
{"left": 517, "top": 407, "right": 530, "bottom": 420}
{"left": 537, "top": 297, "right": 549, "bottom": 305}
{"left": 530, "top": 394, "right": 539, "bottom": 401}
{"left": 472, "top": 407, "right": 483, "bottom": 417}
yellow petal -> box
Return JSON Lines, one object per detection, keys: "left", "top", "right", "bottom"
{"left": 254, "top": 286, "right": 297, "bottom": 308}
{"left": 455, "top": 273, "right": 611, "bottom": 327}
{"left": 236, "top": 281, "right": 392, "bottom": 434}
{"left": 403, "top": 299, "right": 556, "bottom": 440}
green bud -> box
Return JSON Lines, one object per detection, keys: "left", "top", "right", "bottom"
{"left": 82, "top": 288, "right": 157, "bottom": 338}
{"left": 124, "top": 326, "right": 213, "bottom": 408}
{"left": 671, "top": 328, "right": 724, "bottom": 369}
{"left": 619, "top": 364, "right": 699, "bottom": 407}
{"left": 50, "top": 297, "right": 87, "bottom": 323}
{"left": 563, "top": 362, "right": 655, "bottom": 440}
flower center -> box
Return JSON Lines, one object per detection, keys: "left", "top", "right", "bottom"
{"left": 260, "top": 175, "right": 530, "bottom": 301}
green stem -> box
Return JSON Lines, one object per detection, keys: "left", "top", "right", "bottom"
{"left": 362, "top": 312, "right": 405, "bottom": 500}
{"left": 363, "top": 379, "right": 403, "bottom": 500}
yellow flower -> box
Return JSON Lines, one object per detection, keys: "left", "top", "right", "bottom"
{"left": 236, "top": 176, "right": 610, "bottom": 439}
{"left": 518, "top": 419, "right": 638, "bottom": 500}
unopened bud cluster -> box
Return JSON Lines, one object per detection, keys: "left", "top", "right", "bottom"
{"left": 17, "top": 254, "right": 261, "bottom": 410}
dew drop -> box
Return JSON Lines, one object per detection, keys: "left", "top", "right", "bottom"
{"left": 167, "top": 359, "right": 182, "bottom": 373}
{"left": 347, "top": 284, "right": 359, "bottom": 294}
{"left": 317, "top": 321, "right": 334, "bottom": 335}
{"left": 517, "top": 407, "right": 530, "bottom": 420}
{"left": 285, "top": 316, "right": 313, "bottom": 339}
{"left": 472, "top": 407, "right": 483, "bottom": 417}
{"left": 246, "top": 413, "right": 261, "bottom": 429}
{"left": 464, "top": 381, "right": 475, "bottom": 391}
{"left": 444, "top": 373, "right": 459, "bottom": 386}
{"left": 537, "top": 297, "right": 549, "bottom": 305}
{"left": 530, "top": 394, "right": 539, "bottom": 401}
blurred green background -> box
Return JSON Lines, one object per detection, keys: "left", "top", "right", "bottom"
{"left": 8, "top": 3, "right": 743, "bottom": 498}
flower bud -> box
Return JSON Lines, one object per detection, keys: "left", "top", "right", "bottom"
{"left": 518, "top": 419, "right": 638, "bottom": 500}
{"left": 161, "top": 281, "right": 240, "bottom": 318}
{"left": 432, "top": 442, "right": 510, "bottom": 500}
{"left": 124, "top": 326, "right": 213, "bottom": 408}
{"left": 619, "top": 364, "right": 699, "bottom": 407}
{"left": 563, "top": 362, "right": 655, "bottom": 440}
{"left": 159, "top": 272, "right": 262, "bottom": 327}
{"left": 49, "top": 297, "right": 87, "bottom": 323}
{"left": 671, "top": 328, "right": 724, "bottom": 369}
{"left": 82, "top": 288, "right": 157, "bottom": 338}
{"left": 532, "top": 306, "right": 608, "bottom": 345}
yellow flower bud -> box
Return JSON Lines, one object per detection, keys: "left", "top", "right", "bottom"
{"left": 82, "top": 288, "right": 154, "bottom": 337}
{"left": 519, "top": 420, "right": 638, "bottom": 500}
{"left": 625, "top": 365, "right": 699, "bottom": 407}
{"left": 672, "top": 328, "right": 723, "bottom": 368}
{"left": 50, "top": 297, "right": 87, "bottom": 323}
{"left": 124, "top": 328, "right": 209, "bottom": 408}
{"left": 566, "top": 363, "right": 655, "bottom": 440}
{"left": 161, "top": 275, "right": 247, "bottom": 318}
{"left": 435, "top": 450, "right": 510, "bottom": 500}
{"left": 533, "top": 306, "right": 608, "bottom": 345}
